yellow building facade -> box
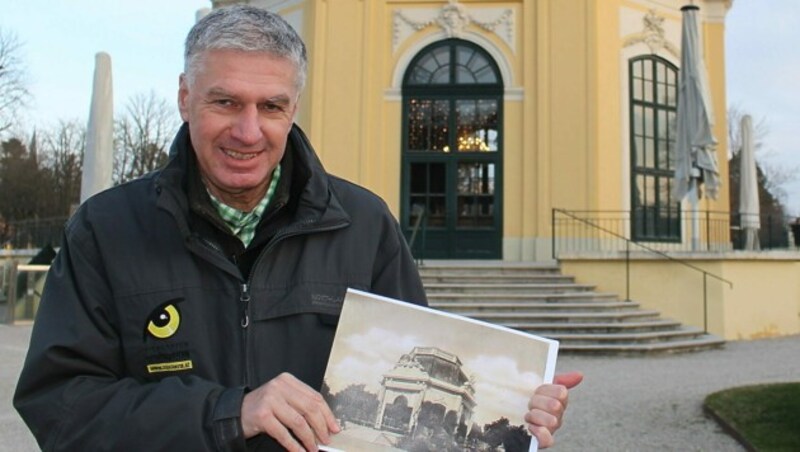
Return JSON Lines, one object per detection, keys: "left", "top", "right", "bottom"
{"left": 212, "top": 0, "right": 732, "bottom": 262}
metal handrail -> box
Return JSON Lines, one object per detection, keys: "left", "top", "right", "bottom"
{"left": 552, "top": 208, "right": 733, "bottom": 333}
{"left": 3, "top": 262, "right": 51, "bottom": 324}
{"left": 408, "top": 205, "right": 426, "bottom": 266}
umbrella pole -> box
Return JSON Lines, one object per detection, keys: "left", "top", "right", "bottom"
{"left": 690, "top": 177, "right": 700, "bottom": 251}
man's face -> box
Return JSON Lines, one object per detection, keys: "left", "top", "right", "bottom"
{"left": 178, "top": 49, "right": 299, "bottom": 209}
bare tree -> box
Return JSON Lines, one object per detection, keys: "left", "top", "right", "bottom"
{"left": 0, "top": 137, "right": 39, "bottom": 221}
{"left": 40, "top": 120, "right": 85, "bottom": 216}
{"left": 0, "top": 28, "right": 29, "bottom": 135}
{"left": 114, "top": 92, "right": 179, "bottom": 184}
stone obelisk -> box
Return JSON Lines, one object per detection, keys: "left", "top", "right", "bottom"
{"left": 80, "top": 52, "right": 114, "bottom": 203}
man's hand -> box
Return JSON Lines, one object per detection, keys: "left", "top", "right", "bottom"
{"left": 241, "top": 372, "right": 340, "bottom": 452}
{"left": 525, "top": 371, "right": 584, "bottom": 448}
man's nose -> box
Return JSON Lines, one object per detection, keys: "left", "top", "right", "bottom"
{"left": 230, "top": 105, "right": 262, "bottom": 145}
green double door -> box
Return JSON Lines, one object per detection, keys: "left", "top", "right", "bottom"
{"left": 404, "top": 151, "right": 501, "bottom": 259}
{"left": 400, "top": 40, "right": 503, "bottom": 260}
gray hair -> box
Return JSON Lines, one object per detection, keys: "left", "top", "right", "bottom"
{"left": 184, "top": 5, "right": 307, "bottom": 92}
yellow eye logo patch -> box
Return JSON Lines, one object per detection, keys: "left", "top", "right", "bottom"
{"left": 145, "top": 302, "right": 182, "bottom": 339}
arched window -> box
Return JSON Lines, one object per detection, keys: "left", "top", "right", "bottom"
{"left": 402, "top": 39, "right": 503, "bottom": 259}
{"left": 630, "top": 56, "right": 680, "bottom": 241}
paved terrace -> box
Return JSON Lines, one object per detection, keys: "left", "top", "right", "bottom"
{"left": 2, "top": 324, "right": 799, "bottom": 451}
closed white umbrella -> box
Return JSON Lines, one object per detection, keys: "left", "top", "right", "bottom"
{"left": 739, "top": 114, "right": 760, "bottom": 250}
{"left": 80, "top": 52, "right": 114, "bottom": 203}
{"left": 672, "top": 5, "right": 720, "bottom": 250}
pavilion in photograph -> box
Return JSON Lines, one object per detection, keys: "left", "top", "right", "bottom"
{"left": 374, "top": 347, "right": 476, "bottom": 436}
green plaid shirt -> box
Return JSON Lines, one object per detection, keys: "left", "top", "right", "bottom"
{"left": 208, "top": 164, "right": 281, "bottom": 248}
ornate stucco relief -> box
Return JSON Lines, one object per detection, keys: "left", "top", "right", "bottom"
{"left": 622, "top": 9, "right": 679, "bottom": 57}
{"left": 393, "top": 0, "right": 515, "bottom": 53}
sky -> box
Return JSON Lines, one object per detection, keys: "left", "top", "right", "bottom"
{"left": 1, "top": 0, "right": 798, "bottom": 213}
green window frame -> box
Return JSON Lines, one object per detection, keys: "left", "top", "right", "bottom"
{"left": 629, "top": 55, "right": 680, "bottom": 242}
{"left": 401, "top": 39, "right": 503, "bottom": 259}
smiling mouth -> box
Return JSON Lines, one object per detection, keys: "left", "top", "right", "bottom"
{"left": 222, "top": 148, "right": 260, "bottom": 161}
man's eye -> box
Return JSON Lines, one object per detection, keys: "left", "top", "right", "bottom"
{"left": 215, "top": 99, "right": 233, "bottom": 106}
{"left": 262, "top": 103, "right": 283, "bottom": 112}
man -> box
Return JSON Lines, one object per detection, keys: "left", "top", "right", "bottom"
{"left": 15, "top": 5, "right": 581, "bottom": 451}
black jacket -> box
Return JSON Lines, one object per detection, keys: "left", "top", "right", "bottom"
{"left": 14, "top": 124, "right": 427, "bottom": 451}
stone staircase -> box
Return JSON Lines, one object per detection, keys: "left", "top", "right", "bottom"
{"left": 419, "top": 261, "right": 725, "bottom": 354}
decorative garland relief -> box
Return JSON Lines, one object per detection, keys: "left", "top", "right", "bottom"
{"left": 393, "top": 0, "right": 515, "bottom": 53}
{"left": 622, "top": 9, "right": 678, "bottom": 57}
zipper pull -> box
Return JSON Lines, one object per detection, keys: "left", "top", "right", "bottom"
{"left": 240, "top": 283, "right": 251, "bottom": 328}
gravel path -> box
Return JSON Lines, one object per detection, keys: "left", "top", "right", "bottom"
{"left": 553, "top": 334, "right": 800, "bottom": 451}
{"left": 2, "top": 325, "right": 799, "bottom": 451}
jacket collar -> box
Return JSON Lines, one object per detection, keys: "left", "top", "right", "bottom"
{"left": 155, "top": 123, "right": 350, "bottom": 237}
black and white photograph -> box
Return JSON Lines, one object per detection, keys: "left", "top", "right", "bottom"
{"left": 321, "top": 289, "right": 558, "bottom": 452}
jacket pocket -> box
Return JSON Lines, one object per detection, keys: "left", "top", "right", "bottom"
{"left": 249, "top": 281, "right": 364, "bottom": 321}
{"left": 116, "top": 288, "right": 198, "bottom": 381}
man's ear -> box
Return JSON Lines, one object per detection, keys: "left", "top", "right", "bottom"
{"left": 178, "top": 74, "right": 190, "bottom": 122}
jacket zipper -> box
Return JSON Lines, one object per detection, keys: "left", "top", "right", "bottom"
{"left": 240, "top": 283, "right": 251, "bottom": 328}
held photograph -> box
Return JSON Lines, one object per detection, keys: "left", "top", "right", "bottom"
{"left": 320, "top": 289, "right": 559, "bottom": 452}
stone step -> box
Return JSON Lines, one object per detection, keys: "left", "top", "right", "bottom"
{"left": 424, "top": 282, "right": 596, "bottom": 294}
{"left": 461, "top": 309, "right": 662, "bottom": 324}
{"left": 511, "top": 319, "right": 684, "bottom": 334}
{"left": 420, "top": 261, "right": 725, "bottom": 354}
{"left": 540, "top": 327, "right": 707, "bottom": 345}
{"left": 418, "top": 262, "right": 561, "bottom": 277}
{"left": 427, "top": 292, "right": 619, "bottom": 303}
{"left": 421, "top": 274, "right": 575, "bottom": 284}
{"left": 430, "top": 301, "right": 640, "bottom": 313}
{"left": 555, "top": 335, "right": 726, "bottom": 354}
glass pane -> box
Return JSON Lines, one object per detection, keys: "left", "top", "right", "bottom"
{"left": 409, "top": 196, "right": 426, "bottom": 224}
{"left": 409, "top": 67, "right": 432, "bottom": 84}
{"left": 667, "top": 115, "right": 676, "bottom": 170}
{"left": 458, "top": 163, "right": 494, "bottom": 195}
{"left": 644, "top": 60, "right": 653, "bottom": 79}
{"left": 457, "top": 163, "right": 495, "bottom": 228}
{"left": 644, "top": 175, "right": 656, "bottom": 207}
{"left": 428, "top": 196, "right": 446, "bottom": 227}
{"left": 407, "top": 99, "right": 450, "bottom": 152}
{"left": 633, "top": 175, "right": 645, "bottom": 207}
{"left": 429, "top": 163, "right": 446, "bottom": 193}
{"left": 457, "top": 197, "right": 477, "bottom": 227}
{"left": 455, "top": 99, "right": 498, "bottom": 152}
{"left": 657, "top": 82, "right": 666, "bottom": 104}
{"left": 409, "top": 46, "right": 451, "bottom": 85}
{"left": 455, "top": 66, "right": 477, "bottom": 84}
{"left": 477, "top": 197, "right": 494, "bottom": 226}
{"left": 634, "top": 137, "right": 644, "bottom": 168}
{"left": 632, "top": 60, "right": 642, "bottom": 78}
{"left": 644, "top": 108, "right": 654, "bottom": 137}
{"left": 644, "top": 138, "right": 654, "bottom": 169}
{"left": 655, "top": 110, "right": 669, "bottom": 168}
{"left": 431, "top": 45, "right": 450, "bottom": 67}
{"left": 431, "top": 66, "right": 451, "bottom": 84}
{"left": 667, "top": 83, "right": 677, "bottom": 107}
{"left": 475, "top": 65, "right": 496, "bottom": 83}
{"left": 657, "top": 62, "right": 666, "bottom": 84}
{"left": 658, "top": 176, "right": 671, "bottom": 206}
{"left": 643, "top": 80, "right": 653, "bottom": 103}
{"left": 410, "top": 163, "right": 426, "bottom": 193}
{"left": 633, "top": 105, "right": 643, "bottom": 136}
{"left": 633, "top": 77, "right": 643, "bottom": 101}
{"left": 457, "top": 47, "right": 475, "bottom": 66}
{"left": 455, "top": 45, "right": 497, "bottom": 84}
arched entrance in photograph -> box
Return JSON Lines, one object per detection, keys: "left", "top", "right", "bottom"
{"left": 401, "top": 39, "right": 503, "bottom": 259}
